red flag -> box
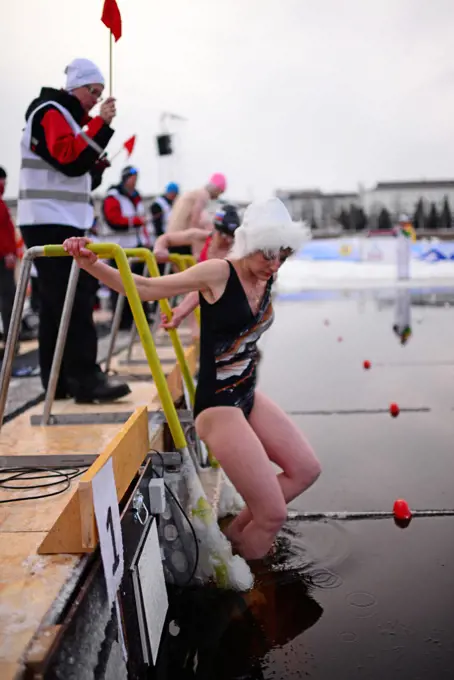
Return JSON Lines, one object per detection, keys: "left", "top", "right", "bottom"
{"left": 124, "top": 135, "right": 136, "bottom": 157}
{"left": 101, "top": 0, "right": 122, "bottom": 42}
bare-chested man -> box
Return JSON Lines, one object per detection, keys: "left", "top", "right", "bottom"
{"left": 166, "top": 173, "right": 227, "bottom": 258}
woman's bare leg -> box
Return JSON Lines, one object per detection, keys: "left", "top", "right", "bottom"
{"left": 196, "top": 406, "right": 288, "bottom": 560}
{"left": 225, "top": 390, "right": 321, "bottom": 543}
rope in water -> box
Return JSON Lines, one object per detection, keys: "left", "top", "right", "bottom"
{"left": 286, "top": 407, "right": 430, "bottom": 416}
{"left": 287, "top": 509, "right": 454, "bottom": 521}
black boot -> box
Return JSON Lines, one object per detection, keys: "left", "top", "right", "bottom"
{"left": 68, "top": 370, "right": 131, "bottom": 404}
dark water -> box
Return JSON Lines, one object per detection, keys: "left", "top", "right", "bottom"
{"left": 156, "top": 287, "right": 454, "bottom": 679}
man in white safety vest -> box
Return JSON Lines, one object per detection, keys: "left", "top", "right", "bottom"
{"left": 102, "top": 165, "right": 150, "bottom": 329}
{"left": 102, "top": 166, "right": 148, "bottom": 248}
{"left": 18, "top": 58, "right": 130, "bottom": 403}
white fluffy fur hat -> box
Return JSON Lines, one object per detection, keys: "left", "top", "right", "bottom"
{"left": 228, "top": 197, "right": 310, "bottom": 259}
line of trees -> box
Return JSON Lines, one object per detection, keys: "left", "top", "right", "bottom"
{"left": 412, "top": 197, "right": 452, "bottom": 230}
{"left": 334, "top": 205, "right": 368, "bottom": 231}
{"left": 331, "top": 196, "right": 452, "bottom": 231}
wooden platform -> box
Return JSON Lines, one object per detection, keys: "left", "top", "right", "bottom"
{"left": 0, "top": 331, "right": 201, "bottom": 679}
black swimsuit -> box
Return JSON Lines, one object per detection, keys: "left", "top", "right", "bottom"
{"left": 194, "top": 261, "right": 274, "bottom": 419}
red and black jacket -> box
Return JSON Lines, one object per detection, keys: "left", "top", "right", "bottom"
{"left": 24, "top": 87, "right": 113, "bottom": 191}
{"left": 102, "top": 185, "right": 144, "bottom": 231}
{"left": 0, "top": 198, "right": 17, "bottom": 258}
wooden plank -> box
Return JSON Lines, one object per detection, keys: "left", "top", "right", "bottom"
{"left": 0, "top": 338, "right": 188, "bottom": 674}
{"left": 24, "top": 625, "right": 61, "bottom": 673}
{"left": 0, "top": 418, "right": 166, "bottom": 675}
{"left": 79, "top": 406, "right": 149, "bottom": 496}
{"left": 38, "top": 407, "right": 149, "bottom": 554}
{"left": 0, "top": 533, "right": 79, "bottom": 674}
{"left": 0, "top": 483, "right": 80, "bottom": 534}
{"left": 34, "top": 381, "right": 159, "bottom": 416}
{"left": 124, "top": 344, "right": 178, "bottom": 362}
{"left": 37, "top": 492, "right": 86, "bottom": 555}
{"left": 107, "top": 353, "right": 174, "bottom": 378}
{"left": 0, "top": 662, "right": 22, "bottom": 680}
{"left": 0, "top": 417, "right": 121, "bottom": 457}
{"left": 78, "top": 483, "right": 95, "bottom": 550}
{"left": 16, "top": 338, "right": 39, "bottom": 356}
{"left": 153, "top": 344, "right": 198, "bottom": 405}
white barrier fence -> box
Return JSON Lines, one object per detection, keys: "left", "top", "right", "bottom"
{"left": 298, "top": 236, "right": 454, "bottom": 265}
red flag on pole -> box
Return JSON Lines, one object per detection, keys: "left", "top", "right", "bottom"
{"left": 102, "top": 0, "right": 122, "bottom": 42}
{"left": 124, "top": 135, "right": 136, "bottom": 157}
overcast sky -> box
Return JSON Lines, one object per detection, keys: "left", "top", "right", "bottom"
{"left": 2, "top": 0, "right": 454, "bottom": 201}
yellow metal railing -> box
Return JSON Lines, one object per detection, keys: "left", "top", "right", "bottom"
{"left": 42, "top": 244, "right": 245, "bottom": 587}
{"left": 124, "top": 248, "right": 196, "bottom": 408}
{"left": 43, "top": 243, "right": 187, "bottom": 450}
{"left": 168, "top": 253, "right": 221, "bottom": 468}
{"left": 168, "top": 254, "right": 201, "bottom": 326}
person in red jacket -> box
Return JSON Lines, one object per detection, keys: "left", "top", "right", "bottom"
{"left": 102, "top": 166, "right": 149, "bottom": 329}
{"left": 0, "top": 167, "right": 18, "bottom": 357}
{"left": 18, "top": 58, "right": 129, "bottom": 403}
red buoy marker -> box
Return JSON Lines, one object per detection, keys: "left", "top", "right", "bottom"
{"left": 363, "top": 360, "right": 371, "bottom": 370}
{"left": 393, "top": 499, "right": 412, "bottom": 521}
{"left": 337, "top": 336, "right": 343, "bottom": 342}
{"left": 389, "top": 403, "right": 400, "bottom": 417}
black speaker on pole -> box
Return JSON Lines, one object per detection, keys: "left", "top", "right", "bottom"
{"left": 156, "top": 134, "right": 173, "bottom": 156}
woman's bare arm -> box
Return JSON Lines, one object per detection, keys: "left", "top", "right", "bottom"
{"left": 63, "top": 237, "right": 226, "bottom": 302}
{"left": 155, "top": 228, "right": 208, "bottom": 250}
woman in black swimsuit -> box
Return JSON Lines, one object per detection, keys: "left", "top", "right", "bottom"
{"left": 63, "top": 198, "right": 321, "bottom": 560}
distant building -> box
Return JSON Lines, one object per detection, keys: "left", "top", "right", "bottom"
{"left": 277, "top": 179, "right": 454, "bottom": 230}
{"left": 362, "top": 180, "right": 454, "bottom": 227}
{"left": 275, "top": 189, "right": 360, "bottom": 228}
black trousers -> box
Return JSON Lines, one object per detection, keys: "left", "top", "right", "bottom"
{"left": 29, "top": 276, "right": 41, "bottom": 313}
{"left": 0, "top": 257, "right": 16, "bottom": 341}
{"left": 21, "top": 225, "right": 99, "bottom": 393}
{"left": 108, "top": 258, "right": 149, "bottom": 330}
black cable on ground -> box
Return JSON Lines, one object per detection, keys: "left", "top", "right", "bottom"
{"left": 0, "top": 466, "right": 88, "bottom": 503}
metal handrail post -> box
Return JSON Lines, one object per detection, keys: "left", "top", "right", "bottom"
{"left": 2, "top": 243, "right": 231, "bottom": 585}
{"left": 0, "top": 247, "right": 42, "bottom": 430}
{"left": 125, "top": 325, "right": 138, "bottom": 363}
{"left": 104, "top": 290, "right": 126, "bottom": 374}
{"left": 125, "top": 262, "right": 148, "bottom": 363}
{"left": 43, "top": 244, "right": 188, "bottom": 450}
{"left": 168, "top": 253, "right": 217, "bottom": 466}
{"left": 105, "top": 256, "right": 149, "bottom": 373}
{"left": 124, "top": 249, "right": 218, "bottom": 469}
{"left": 41, "top": 259, "right": 80, "bottom": 425}
{"left": 124, "top": 249, "right": 196, "bottom": 408}
{"left": 169, "top": 254, "right": 200, "bottom": 326}
{"left": 125, "top": 261, "right": 172, "bottom": 363}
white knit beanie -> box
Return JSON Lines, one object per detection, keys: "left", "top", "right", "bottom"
{"left": 64, "top": 58, "right": 105, "bottom": 91}
{"left": 228, "top": 197, "right": 311, "bottom": 259}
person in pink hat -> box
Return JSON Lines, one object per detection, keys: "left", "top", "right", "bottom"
{"left": 166, "top": 173, "right": 227, "bottom": 259}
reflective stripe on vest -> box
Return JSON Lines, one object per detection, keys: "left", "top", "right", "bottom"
{"left": 19, "top": 189, "right": 90, "bottom": 203}
{"left": 20, "top": 158, "right": 52, "bottom": 170}
{"left": 79, "top": 129, "right": 104, "bottom": 155}
{"left": 17, "top": 100, "right": 94, "bottom": 228}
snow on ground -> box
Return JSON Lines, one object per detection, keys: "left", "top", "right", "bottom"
{"left": 276, "top": 259, "right": 454, "bottom": 292}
